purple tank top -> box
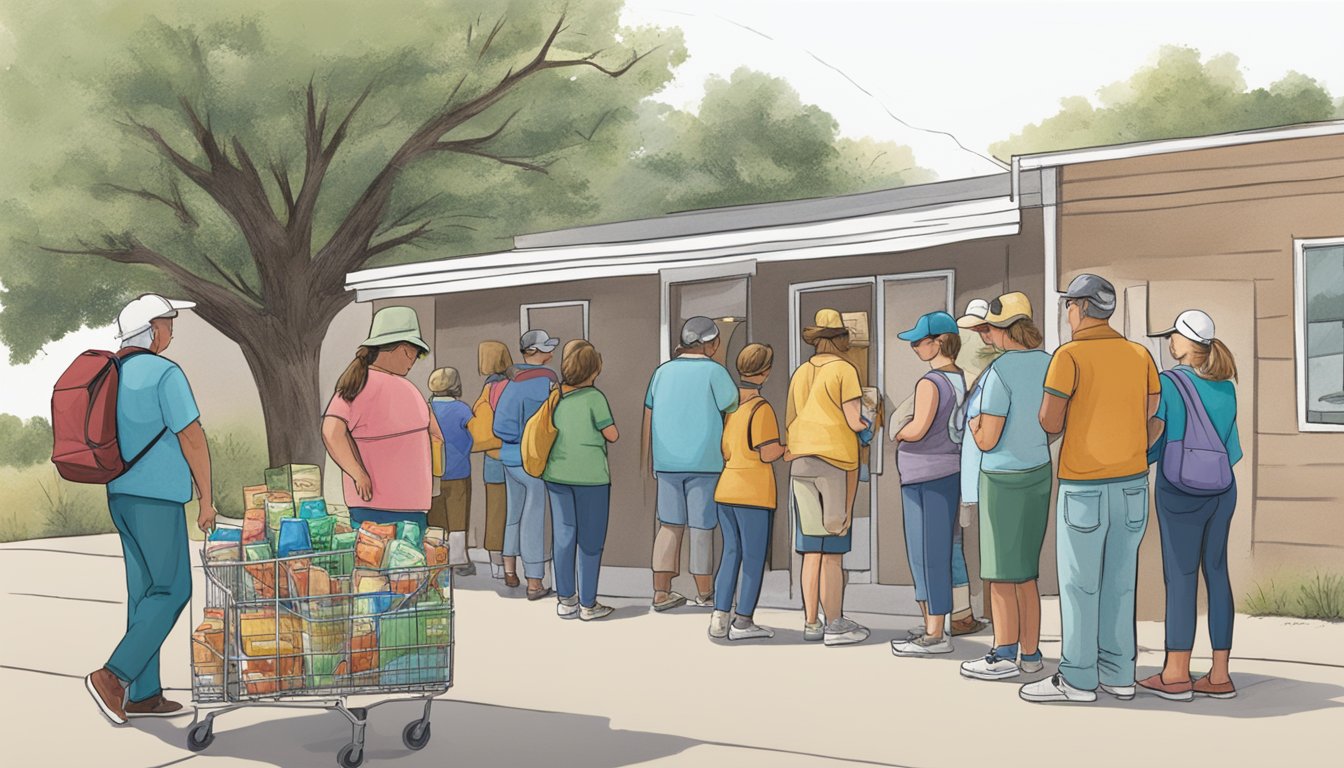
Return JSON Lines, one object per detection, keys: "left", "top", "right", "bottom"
{"left": 897, "top": 371, "right": 963, "bottom": 485}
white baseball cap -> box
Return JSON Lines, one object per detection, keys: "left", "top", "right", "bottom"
{"left": 956, "top": 298, "right": 991, "bottom": 329}
{"left": 116, "top": 293, "right": 196, "bottom": 340}
{"left": 1150, "top": 309, "right": 1215, "bottom": 345}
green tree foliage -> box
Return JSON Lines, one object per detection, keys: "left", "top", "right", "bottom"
{"left": 993, "top": 46, "right": 1340, "bottom": 158}
{"left": 0, "top": 1, "right": 928, "bottom": 466}
{"left": 0, "top": 414, "right": 52, "bottom": 467}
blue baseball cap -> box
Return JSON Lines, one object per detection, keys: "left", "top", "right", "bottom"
{"left": 897, "top": 311, "right": 959, "bottom": 342}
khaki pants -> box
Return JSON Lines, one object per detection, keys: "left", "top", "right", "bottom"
{"left": 428, "top": 478, "right": 472, "bottom": 534}
{"left": 483, "top": 482, "right": 506, "bottom": 553}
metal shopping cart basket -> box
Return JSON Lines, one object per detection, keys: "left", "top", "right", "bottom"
{"left": 189, "top": 543, "right": 454, "bottom": 768}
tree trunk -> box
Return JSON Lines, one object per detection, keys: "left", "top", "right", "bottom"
{"left": 237, "top": 323, "right": 328, "bottom": 469}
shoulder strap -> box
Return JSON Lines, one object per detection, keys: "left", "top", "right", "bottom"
{"left": 1165, "top": 369, "right": 1223, "bottom": 449}
{"left": 111, "top": 350, "right": 169, "bottom": 470}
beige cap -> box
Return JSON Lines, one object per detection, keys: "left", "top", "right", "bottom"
{"left": 428, "top": 367, "right": 461, "bottom": 395}
{"left": 814, "top": 308, "right": 844, "bottom": 329}
{"left": 985, "top": 292, "right": 1033, "bottom": 328}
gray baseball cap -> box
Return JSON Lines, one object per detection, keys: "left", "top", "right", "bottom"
{"left": 520, "top": 329, "right": 560, "bottom": 353}
{"left": 1061, "top": 273, "right": 1117, "bottom": 316}
{"left": 680, "top": 316, "right": 720, "bottom": 346}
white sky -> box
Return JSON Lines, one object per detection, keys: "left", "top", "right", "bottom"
{"left": 2, "top": 0, "right": 1341, "bottom": 419}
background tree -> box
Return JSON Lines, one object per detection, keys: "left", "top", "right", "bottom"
{"left": 0, "top": 0, "right": 929, "bottom": 468}
{"left": 0, "top": 415, "right": 53, "bottom": 468}
{"left": 993, "top": 45, "right": 1342, "bottom": 158}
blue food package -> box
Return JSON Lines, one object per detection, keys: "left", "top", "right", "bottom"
{"left": 276, "top": 517, "right": 314, "bottom": 558}
{"left": 298, "top": 499, "right": 329, "bottom": 520}
{"left": 209, "top": 527, "right": 243, "bottom": 542}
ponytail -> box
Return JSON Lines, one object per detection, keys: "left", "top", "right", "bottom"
{"left": 336, "top": 345, "right": 379, "bottom": 402}
{"left": 1197, "top": 338, "right": 1238, "bottom": 382}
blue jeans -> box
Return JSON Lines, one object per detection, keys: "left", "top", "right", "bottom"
{"left": 1156, "top": 474, "right": 1237, "bottom": 651}
{"left": 901, "top": 474, "right": 959, "bottom": 616}
{"left": 106, "top": 494, "right": 191, "bottom": 704}
{"left": 714, "top": 505, "right": 773, "bottom": 616}
{"left": 1056, "top": 475, "right": 1149, "bottom": 691}
{"left": 348, "top": 508, "right": 427, "bottom": 537}
{"left": 952, "top": 526, "right": 969, "bottom": 589}
{"left": 546, "top": 483, "right": 611, "bottom": 608}
{"left": 655, "top": 472, "right": 720, "bottom": 529}
{"left": 503, "top": 464, "right": 549, "bottom": 580}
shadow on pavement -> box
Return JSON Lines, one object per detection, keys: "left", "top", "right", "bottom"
{"left": 1086, "top": 668, "right": 1344, "bottom": 718}
{"left": 136, "top": 698, "right": 702, "bottom": 768}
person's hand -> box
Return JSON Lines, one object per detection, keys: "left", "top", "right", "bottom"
{"left": 857, "top": 416, "right": 874, "bottom": 447}
{"left": 353, "top": 469, "right": 374, "bottom": 502}
{"left": 197, "top": 501, "right": 218, "bottom": 534}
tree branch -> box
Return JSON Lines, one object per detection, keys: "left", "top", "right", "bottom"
{"left": 478, "top": 14, "right": 507, "bottom": 60}
{"left": 428, "top": 142, "right": 553, "bottom": 173}
{"left": 97, "top": 182, "right": 198, "bottom": 228}
{"left": 270, "top": 161, "right": 296, "bottom": 220}
{"left": 366, "top": 220, "right": 434, "bottom": 258}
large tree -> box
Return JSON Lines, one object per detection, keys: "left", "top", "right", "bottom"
{"left": 0, "top": 0, "right": 928, "bottom": 467}
{"left": 993, "top": 45, "right": 1341, "bottom": 158}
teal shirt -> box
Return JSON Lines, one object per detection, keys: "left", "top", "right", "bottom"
{"left": 1148, "top": 365, "right": 1243, "bottom": 466}
{"left": 107, "top": 353, "right": 201, "bottom": 504}
{"left": 644, "top": 357, "right": 739, "bottom": 473}
{"left": 978, "top": 349, "right": 1053, "bottom": 472}
{"left": 542, "top": 387, "right": 616, "bottom": 486}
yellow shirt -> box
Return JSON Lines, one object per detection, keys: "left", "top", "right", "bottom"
{"left": 716, "top": 398, "right": 781, "bottom": 508}
{"left": 1044, "top": 325, "right": 1161, "bottom": 481}
{"left": 786, "top": 356, "right": 863, "bottom": 471}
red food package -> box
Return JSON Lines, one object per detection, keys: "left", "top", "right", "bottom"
{"left": 242, "top": 509, "right": 267, "bottom": 544}
{"left": 359, "top": 521, "right": 397, "bottom": 540}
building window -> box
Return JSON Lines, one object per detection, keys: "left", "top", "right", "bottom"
{"left": 520, "top": 301, "right": 588, "bottom": 365}
{"left": 1296, "top": 238, "right": 1344, "bottom": 431}
{"left": 667, "top": 277, "right": 749, "bottom": 366}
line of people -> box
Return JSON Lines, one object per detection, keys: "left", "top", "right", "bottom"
{"left": 324, "top": 273, "right": 1243, "bottom": 701}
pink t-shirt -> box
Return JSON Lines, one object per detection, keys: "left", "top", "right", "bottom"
{"left": 324, "top": 369, "right": 432, "bottom": 512}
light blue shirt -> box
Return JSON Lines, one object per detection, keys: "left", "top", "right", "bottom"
{"left": 960, "top": 384, "right": 984, "bottom": 502}
{"left": 492, "top": 365, "right": 556, "bottom": 467}
{"left": 978, "top": 349, "right": 1053, "bottom": 473}
{"left": 107, "top": 353, "right": 201, "bottom": 503}
{"left": 644, "top": 356, "right": 739, "bottom": 473}
{"left": 1148, "top": 365, "right": 1243, "bottom": 466}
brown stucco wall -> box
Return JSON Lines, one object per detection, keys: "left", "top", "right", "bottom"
{"left": 1054, "top": 133, "right": 1344, "bottom": 604}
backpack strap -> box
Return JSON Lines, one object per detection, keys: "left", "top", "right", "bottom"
{"left": 112, "top": 350, "right": 168, "bottom": 471}
{"left": 1163, "top": 369, "right": 1224, "bottom": 450}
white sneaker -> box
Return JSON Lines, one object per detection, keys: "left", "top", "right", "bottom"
{"left": 708, "top": 610, "right": 730, "bottom": 639}
{"left": 579, "top": 603, "right": 614, "bottom": 621}
{"left": 891, "top": 634, "right": 954, "bottom": 657}
{"left": 1020, "top": 657, "right": 1045, "bottom": 674}
{"left": 1101, "top": 684, "right": 1136, "bottom": 701}
{"left": 961, "top": 653, "right": 1021, "bottom": 680}
{"left": 728, "top": 620, "right": 775, "bottom": 641}
{"left": 693, "top": 591, "right": 715, "bottom": 608}
{"left": 1019, "top": 674, "right": 1097, "bottom": 704}
{"left": 803, "top": 622, "right": 825, "bottom": 642}
{"left": 823, "top": 617, "right": 870, "bottom": 646}
{"left": 556, "top": 596, "right": 579, "bottom": 619}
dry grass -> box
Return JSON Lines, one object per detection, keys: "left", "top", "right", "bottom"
{"left": 1242, "top": 571, "right": 1344, "bottom": 621}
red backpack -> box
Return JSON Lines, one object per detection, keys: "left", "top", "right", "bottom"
{"left": 51, "top": 349, "right": 167, "bottom": 484}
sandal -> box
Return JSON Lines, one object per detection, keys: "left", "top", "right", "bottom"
{"left": 503, "top": 572, "right": 520, "bottom": 588}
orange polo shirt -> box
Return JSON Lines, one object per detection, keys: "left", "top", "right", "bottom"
{"left": 1044, "top": 324, "right": 1161, "bottom": 481}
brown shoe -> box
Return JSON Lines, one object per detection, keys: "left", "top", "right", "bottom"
{"left": 125, "top": 694, "right": 187, "bottom": 718}
{"left": 85, "top": 667, "right": 127, "bottom": 725}
{"left": 1137, "top": 673, "right": 1194, "bottom": 702}
{"left": 1193, "top": 676, "right": 1237, "bottom": 699}
{"left": 503, "top": 572, "right": 520, "bottom": 588}
{"left": 527, "top": 586, "right": 554, "bottom": 601}
{"left": 950, "top": 616, "right": 988, "bottom": 636}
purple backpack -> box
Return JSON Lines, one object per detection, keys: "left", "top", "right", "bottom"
{"left": 1160, "top": 369, "right": 1234, "bottom": 495}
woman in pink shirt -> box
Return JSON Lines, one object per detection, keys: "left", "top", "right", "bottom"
{"left": 322, "top": 307, "right": 443, "bottom": 535}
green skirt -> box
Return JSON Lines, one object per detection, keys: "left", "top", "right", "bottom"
{"left": 978, "top": 463, "right": 1052, "bottom": 582}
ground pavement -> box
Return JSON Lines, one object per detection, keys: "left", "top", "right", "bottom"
{"left": 2, "top": 534, "right": 1341, "bottom": 768}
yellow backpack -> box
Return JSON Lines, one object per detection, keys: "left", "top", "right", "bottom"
{"left": 521, "top": 388, "right": 562, "bottom": 478}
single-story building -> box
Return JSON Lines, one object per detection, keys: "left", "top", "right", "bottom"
{"left": 342, "top": 118, "right": 1344, "bottom": 616}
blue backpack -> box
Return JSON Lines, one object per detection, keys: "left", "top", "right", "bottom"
{"left": 1160, "top": 369, "right": 1234, "bottom": 495}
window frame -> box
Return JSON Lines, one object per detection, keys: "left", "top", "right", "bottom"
{"left": 519, "top": 300, "right": 590, "bottom": 340}
{"left": 1294, "top": 236, "right": 1344, "bottom": 433}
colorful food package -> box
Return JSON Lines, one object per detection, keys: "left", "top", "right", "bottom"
{"left": 395, "top": 521, "right": 423, "bottom": 549}
{"left": 306, "top": 515, "right": 336, "bottom": 550}
{"left": 359, "top": 521, "right": 397, "bottom": 540}
{"left": 390, "top": 573, "right": 422, "bottom": 595}
{"left": 242, "top": 509, "right": 267, "bottom": 545}
{"left": 265, "top": 464, "right": 323, "bottom": 500}
{"left": 298, "top": 498, "right": 328, "bottom": 520}
{"left": 286, "top": 561, "right": 330, "bottom": 598}
{"left": 243, "top": 484, "right": 270, "bottom": 511}
{"left": 209, "top": 527, "right": 243, "bottom": 542}
{"left": 424, "top": 526, "right": 446, "bottom": 546}
{"left": 244, "top": 543, "right": 283, "bottom": 599}
{"left": 332, "top": 530, "right": 357, "bottom": 551}
{"left": 423, "top": 539, "right": 449, "bottom": 589}
{"left": 333, "top": 520, "right": 353, "bottom": 535}
{"left": 205, "top": 539, "right": 241, "bottom": 563}
{"left": 379, "top": 604, "right": 452, "bottom": 667}
{"left": 386, "top": 538, "right": 427, "bottom": 570}
{"left": 192, "top": 608, "right": 225, "bottom": 679}
{"left": 239, "top": 609, "right": 303, "bottom": 656}
{"left": 348, "top": 619, "right": 379, "bottom": 683}
{"left": 355, "top": 529, "right": 389, "bottom": 569}
{"left": 243, "top": 639, "right": 303, "bottom": 694}
{"left": 265, "top": 495, "right": 296, "bottom": 533}
{"left": 276, "top": 518, "right": 313, "bottom": 558}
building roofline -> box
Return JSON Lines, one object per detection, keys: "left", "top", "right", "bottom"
{"left": 1014, "top": 119, "right": 1344, "bottom": 170}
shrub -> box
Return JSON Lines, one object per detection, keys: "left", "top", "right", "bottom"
{"left": 209, "top": 426, "right": 269, "bottom": 519}
{"left": 1242, "top": 571, "right": 1344, "bottom": 621}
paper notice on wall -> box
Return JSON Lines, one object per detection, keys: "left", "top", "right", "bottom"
{"left": 841, "top": 312, "right": 869, "bottom": 345}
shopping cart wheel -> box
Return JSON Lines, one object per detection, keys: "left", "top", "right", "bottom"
{"left": 186, "top": 721, "right": 214, "bottom": 752}
{"left": 337, "top": 743, "right": 364, "bottom": 768}
{"left": 402, "top": 720, "right": 431, "bottom": 750}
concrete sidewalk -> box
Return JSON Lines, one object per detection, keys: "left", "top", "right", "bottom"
{"left": 2, "top": 534, "right": 1342, "bottom": 768}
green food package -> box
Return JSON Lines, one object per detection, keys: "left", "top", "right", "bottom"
{"left": 265, "top": 464, "right": 323, "bottom": 496}
{"left": 305, "top": 652, "right": 342, "bottom": 689}
{"left": 394, "top": 521, "right": 423, "bottom": 549}
{"left": 265, "top": 500, "right": 296, "bottom": 533}
{"left": 379, "top": 604, "right": 452, "bottom": 666}
{"left": 307, "top": 515, "right": 336, "bottom": 550}
{"left": 244, "top": 542, "right": 274, "bottom": 562}
{"left": 385, "top": 538, "right": 427, "bottom": 570}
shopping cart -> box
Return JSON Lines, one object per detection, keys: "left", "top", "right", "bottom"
{"left": 189, "top": 543, "right": 454, "bottom": 768}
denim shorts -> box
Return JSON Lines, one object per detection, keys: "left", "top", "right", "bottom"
{"left": 655, "top": 472, "right": 720, "bottom": 530}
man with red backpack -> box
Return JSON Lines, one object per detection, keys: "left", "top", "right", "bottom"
{"left": 77, "top": 294, "right": 216, "bottom": 725}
